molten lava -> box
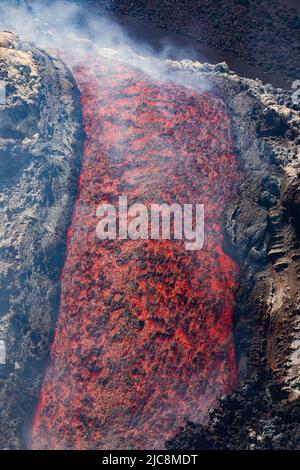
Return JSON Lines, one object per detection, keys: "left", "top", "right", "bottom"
{"left": 31, "top": 56, "right": 241, "bottom": 449}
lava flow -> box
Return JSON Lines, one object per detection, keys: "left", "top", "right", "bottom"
{"left": 31, "top": 56, "right": 242, "bottom": 449}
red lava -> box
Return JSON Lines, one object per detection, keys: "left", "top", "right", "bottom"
{"left": 31, "top": 56, "right": 241, "bottom": 449}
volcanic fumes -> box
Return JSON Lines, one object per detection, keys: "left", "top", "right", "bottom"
{"left": 31, "top": 56, "right": 242, "bottom": 449}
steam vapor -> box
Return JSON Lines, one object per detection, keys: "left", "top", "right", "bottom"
{"left": 0, "top": 0, "right": 210, "bottom": 88}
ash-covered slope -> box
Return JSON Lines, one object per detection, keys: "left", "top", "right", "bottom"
{"left": 0, "top": 32, "right": 83, "bottom": 449}
{"left": 165, "top": 60, "right": 300, "bottom": 449}
{"left": 84, "top": 0, "right": 300, "bottom": 89}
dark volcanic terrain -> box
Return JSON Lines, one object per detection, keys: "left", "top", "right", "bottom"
{"left": 0, "top": 32, "right": 83, "bottom": 449}
{"left": 166, "top": 60, "right": 300, "bottom": 449}
{"left": 81, "top": 0, "right": 300, "bottom": 89}
{"left": 0, "top": 0, "right": 299, "bottom": 451}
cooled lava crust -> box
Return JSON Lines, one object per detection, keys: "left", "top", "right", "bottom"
{"left": 0, "top": 32, "right": 83, "bottom": 450}
{"left": 31, "top": 56, "right": 241, "bottom": 449}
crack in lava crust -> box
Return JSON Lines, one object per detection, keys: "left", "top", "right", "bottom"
{"left": 31, "top": 56, "right": 242, "bottom": 450}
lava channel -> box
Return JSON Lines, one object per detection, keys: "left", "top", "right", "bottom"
{"left": 31, "top": 56, "right": 242, "bottom": 449}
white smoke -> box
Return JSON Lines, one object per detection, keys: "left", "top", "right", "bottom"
{"left": 0, "top": 0, "right": 210, "bottom": 88}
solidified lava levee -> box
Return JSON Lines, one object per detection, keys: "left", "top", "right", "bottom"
{"left": 31, "top": 56, "right": 242, "bottom": 449}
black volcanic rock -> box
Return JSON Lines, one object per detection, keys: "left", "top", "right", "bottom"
{"left": 166, "top": 372, "right": 300, "bottom": 449}
{"left": 0, "top": 19, "right": 300, "bottom": 450}
{"left": 164, "top": 60, "right": 300, "bottom": 449}
{"left": 0, "top": 32, "right": 83, "bottom": 449}
{"left": 104, "top": 0, "right": 300, "bottom": 88}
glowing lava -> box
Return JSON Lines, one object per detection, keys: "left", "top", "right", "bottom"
{"left": 31, "top": 56, "right": 241, "bottom": 449}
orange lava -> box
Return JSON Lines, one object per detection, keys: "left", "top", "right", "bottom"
{"left": 31, "top": 56, "right": 241, "bottom": 449}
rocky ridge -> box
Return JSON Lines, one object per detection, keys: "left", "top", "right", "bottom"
{"left": 0, "top": 31, "right": 299, "bottom": 449}
{"left": 166, "top": 60, "right": 300, "bottom": 449}
{"left": 0, "top": 32, "right": 83, "bottom": 449}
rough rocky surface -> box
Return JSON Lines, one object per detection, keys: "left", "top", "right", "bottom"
{"left": 165, "top": 60, "right": 300, "bottom": 449}
{"left": 0, "top": 14, "right": 300, "bottom": 449}
{"left": 29, "top": 47, "right": 300, "bottom": 449}
{"left": 86, "top": 0, "right": 300, "bottom": 447}
{"left": 94, "top": 0, "right": 300, "bottom": 89}
{"left": 31, "top": 55, "right": 241, "bottom": 450}
{"left": 0, "top": 32, "right": 83, "bottom": 449}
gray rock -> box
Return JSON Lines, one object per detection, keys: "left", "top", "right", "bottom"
{"left": 0, "top": 32, "right": 83, "bottom": 449}
{"left": 166, "top": 58, "right": 300, "bottom": 449}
